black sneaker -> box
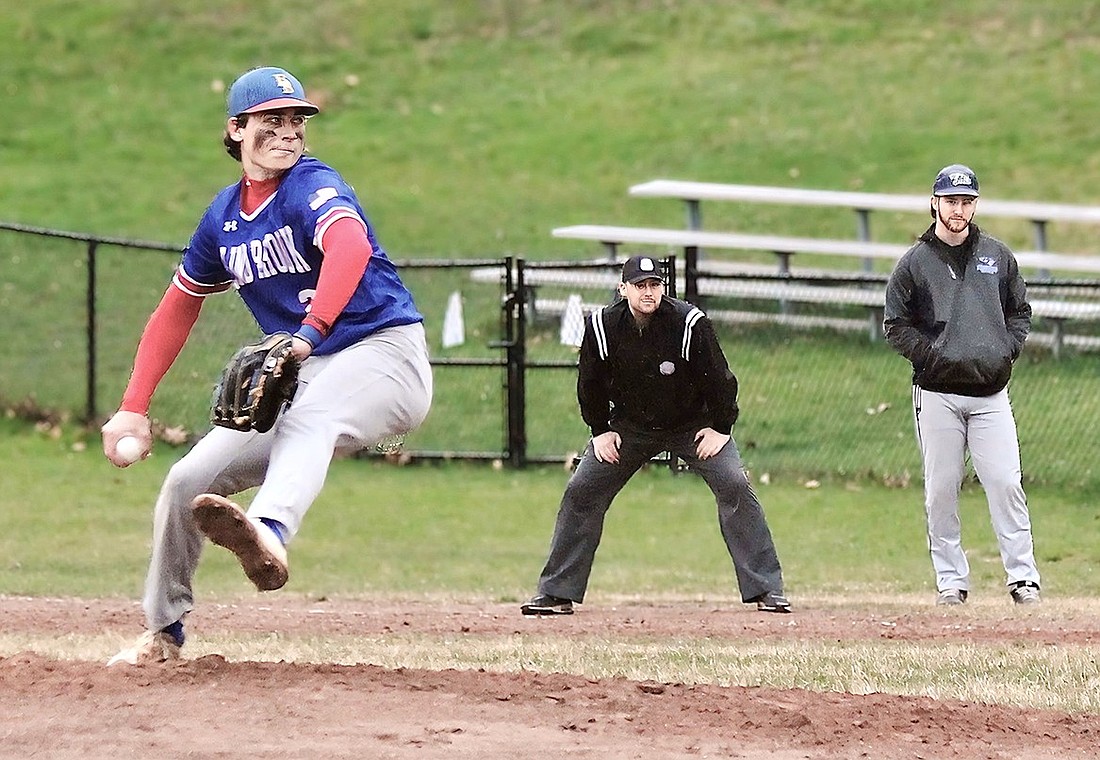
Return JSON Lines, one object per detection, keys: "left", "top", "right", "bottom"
{"left": 520, "top": 594, "right": 574, "bottom": 616}
{"left": 754, "top": 591, "right": 792, "bottom": 613}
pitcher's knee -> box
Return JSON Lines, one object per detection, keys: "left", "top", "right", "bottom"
{"left": 160, "top": 460, "right": 217, "bottom": 511}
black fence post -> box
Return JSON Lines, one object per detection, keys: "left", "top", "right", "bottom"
{"left": 506, "top": 258, "right": 528, "bottom": 467}
{"left": 85, "top": 240, "right": 98, "bottom": 424}
{"left": 683, "top": 245, "right": 698, "bottom": 305}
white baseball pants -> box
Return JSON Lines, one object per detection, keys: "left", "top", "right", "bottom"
{"left": 142, "top": 322, "right": 433, "bottom": 631}
{"left": 912, "top": 385, "right": 1040, "bottom": 594}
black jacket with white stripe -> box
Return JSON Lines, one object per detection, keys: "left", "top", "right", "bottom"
{"left": 577, "top": 296, "right": 740, "bottom": 438}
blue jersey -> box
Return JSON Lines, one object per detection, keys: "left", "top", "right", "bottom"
{"left": 176, "top": 156, "right": 422, "bottom": 355}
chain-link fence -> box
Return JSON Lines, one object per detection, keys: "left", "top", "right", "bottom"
{"left": 4, "top": 222, "right": 1099, "bottom": 489}
{"left": 516, "top": 257, "right": 1100, "bottom": 489}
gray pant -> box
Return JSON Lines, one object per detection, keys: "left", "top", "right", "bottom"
{"left": 142, "top": 323, "right": 433, "bottom": 631}
{"left": 536, "top": 426, "right": 784, "bottom": 604}
{"left": 913, "top": 385, "right": 1040, "bottom": 593}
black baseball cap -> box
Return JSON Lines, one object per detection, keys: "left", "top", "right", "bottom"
{"left": 621, "top": 255, "right": 663, "bottom": 284}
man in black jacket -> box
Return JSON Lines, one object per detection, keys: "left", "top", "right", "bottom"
{"left": 884, "top": 164, "right": 1041, "bottom": 607}
{"left": 521, "top": 255, "right": 790, "bottom": 616}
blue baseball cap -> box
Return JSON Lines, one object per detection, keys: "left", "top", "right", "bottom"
{"left": 226, "top": 66, "right": 319, "bottom": 116}
{"left": 932, "top": 164, "right": 980, "bottom": 197}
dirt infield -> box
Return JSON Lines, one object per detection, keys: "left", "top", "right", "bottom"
{"left": 2, "top": 595, "right": 1099, "bottom": 759}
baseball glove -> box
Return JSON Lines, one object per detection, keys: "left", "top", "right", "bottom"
{"left": 211, "top": 333, "right": 299, "bottom": 433}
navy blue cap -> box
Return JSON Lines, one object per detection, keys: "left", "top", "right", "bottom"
{"left": 227, "top": 67, "right": 319, "bottom": 117}
{"left": 932, "top": 164, "right": 980, "bottom": 197}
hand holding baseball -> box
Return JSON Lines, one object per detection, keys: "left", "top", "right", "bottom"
{"left": 101, "top": 410, "right": 152, "bottom": 468}
{"left": 115, "top": 435, "right": 146, "bottom": 465}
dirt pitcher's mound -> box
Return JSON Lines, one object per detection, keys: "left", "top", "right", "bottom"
{"left": 2, "top": 596, "right": 1099, "bottom": 759}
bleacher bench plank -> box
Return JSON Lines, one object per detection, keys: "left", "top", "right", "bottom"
{"left": 476, "top": 264, "right": 1100, "bottom": 323}
{"left": 552, "top": 224, "right": 905, "bottom": 259}
{"left": 629, "top": 180, "right": 1100, "bottom": 225}
{"left": 533, "top": 296, "right": 1100, "bottom": 354}
{"left": 550, "top": 224, "right": 1100, "bottom": 275}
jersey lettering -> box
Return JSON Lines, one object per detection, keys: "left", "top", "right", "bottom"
{"left": 224, "top": 243, "right": 254, "bottom": 285}
{"left": 221, "top": 225, "right": 312, "bottom": 286}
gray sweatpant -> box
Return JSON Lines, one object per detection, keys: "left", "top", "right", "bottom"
{"left": 142, "top": 322, "right": 433, "bottom": 631}
{"left": 536, "top": 425, "right": 784, "bottom": 604}
{"left": 912, "top": 385, "right": 1040, "bottom": 593}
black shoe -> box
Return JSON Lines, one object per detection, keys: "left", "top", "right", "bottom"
{"left": 754, "top": 591, "right": 792, "bottom": 613}
{"left": 520, "top": 594, "right": 574, "bottom": 616}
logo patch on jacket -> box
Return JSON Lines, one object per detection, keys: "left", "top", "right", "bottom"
{"left": 976, "top": 256, "right": 999, "bottom": 275}
{"left": 659, "top": 361, "right": 676, "bottom": 375}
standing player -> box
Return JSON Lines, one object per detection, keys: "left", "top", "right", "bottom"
{"left": 884, "top": 163, "right": 1041, "bottom": 606}
{"left": 102, "top": 66, "right": 434, "bottom": 664}
{"left": 521, "top": 255, "right": 791, "bottom": 616}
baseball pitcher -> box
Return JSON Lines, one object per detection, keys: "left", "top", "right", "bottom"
{"left": 102, "top": 66, "right": 433, "bottom": 664}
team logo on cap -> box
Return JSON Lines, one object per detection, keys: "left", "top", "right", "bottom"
{"left": 639, "top": 258, "right": 655, "bottom": 271}
{"left": 948, "top": 172, "right": 973, "bottom": 188}
{"left": 272, "top": 73, "right": 296, "bottom": 94}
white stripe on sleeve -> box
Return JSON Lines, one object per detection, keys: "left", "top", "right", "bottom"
{"left": 682, "top": 307, "right": 704, "bottom": 359}
{"left": 591, "top": 307, "right": 609, "bottom": 360}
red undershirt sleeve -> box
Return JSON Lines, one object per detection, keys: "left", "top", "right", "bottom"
{"left": 300, "top": 216, "right": 373, "bottom": 340}
{"left": 119, "top": 285, "right": 204, "bottom": 415}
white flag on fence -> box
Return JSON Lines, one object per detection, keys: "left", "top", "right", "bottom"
{"left": 442, "top": 291, "right": 465, "bottom": 348}
{"left": 560, "top": 293, "right": 585, "bottom": 347}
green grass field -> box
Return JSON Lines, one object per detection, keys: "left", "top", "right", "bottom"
{"left": 6, "top": 406, "right": 1100, "bottom": 716}
{"left": 6, "top": 1, "right": 1100, "bottom": 253}
{"left": 2, "top": 416, "right": 1096, "bottom": 603}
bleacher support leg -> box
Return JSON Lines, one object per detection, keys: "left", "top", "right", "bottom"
{"left": 868, "top": 307, "right": 884, "bottom": 342}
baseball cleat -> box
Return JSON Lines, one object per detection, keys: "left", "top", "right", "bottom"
{"left": 192, "top": 494, "right": 289, "bottom": 591}
{"left": 107, "top": 630, "right": 181, "bottom": 667}
{"left": 520, "top": 594, "right": 574, "bottom": 616}
{"left": 936, "top": 588, "right": 968, "bottom": 606}
{"left": 1010, "top": 581, "right": 1041, "bottom": 605}
{"left": 754, "top": 591, "right": 792, "bottom": 613}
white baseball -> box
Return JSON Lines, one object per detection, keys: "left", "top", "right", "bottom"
{"left": 116, "top": 435, "right": 145, "bottom": 465}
